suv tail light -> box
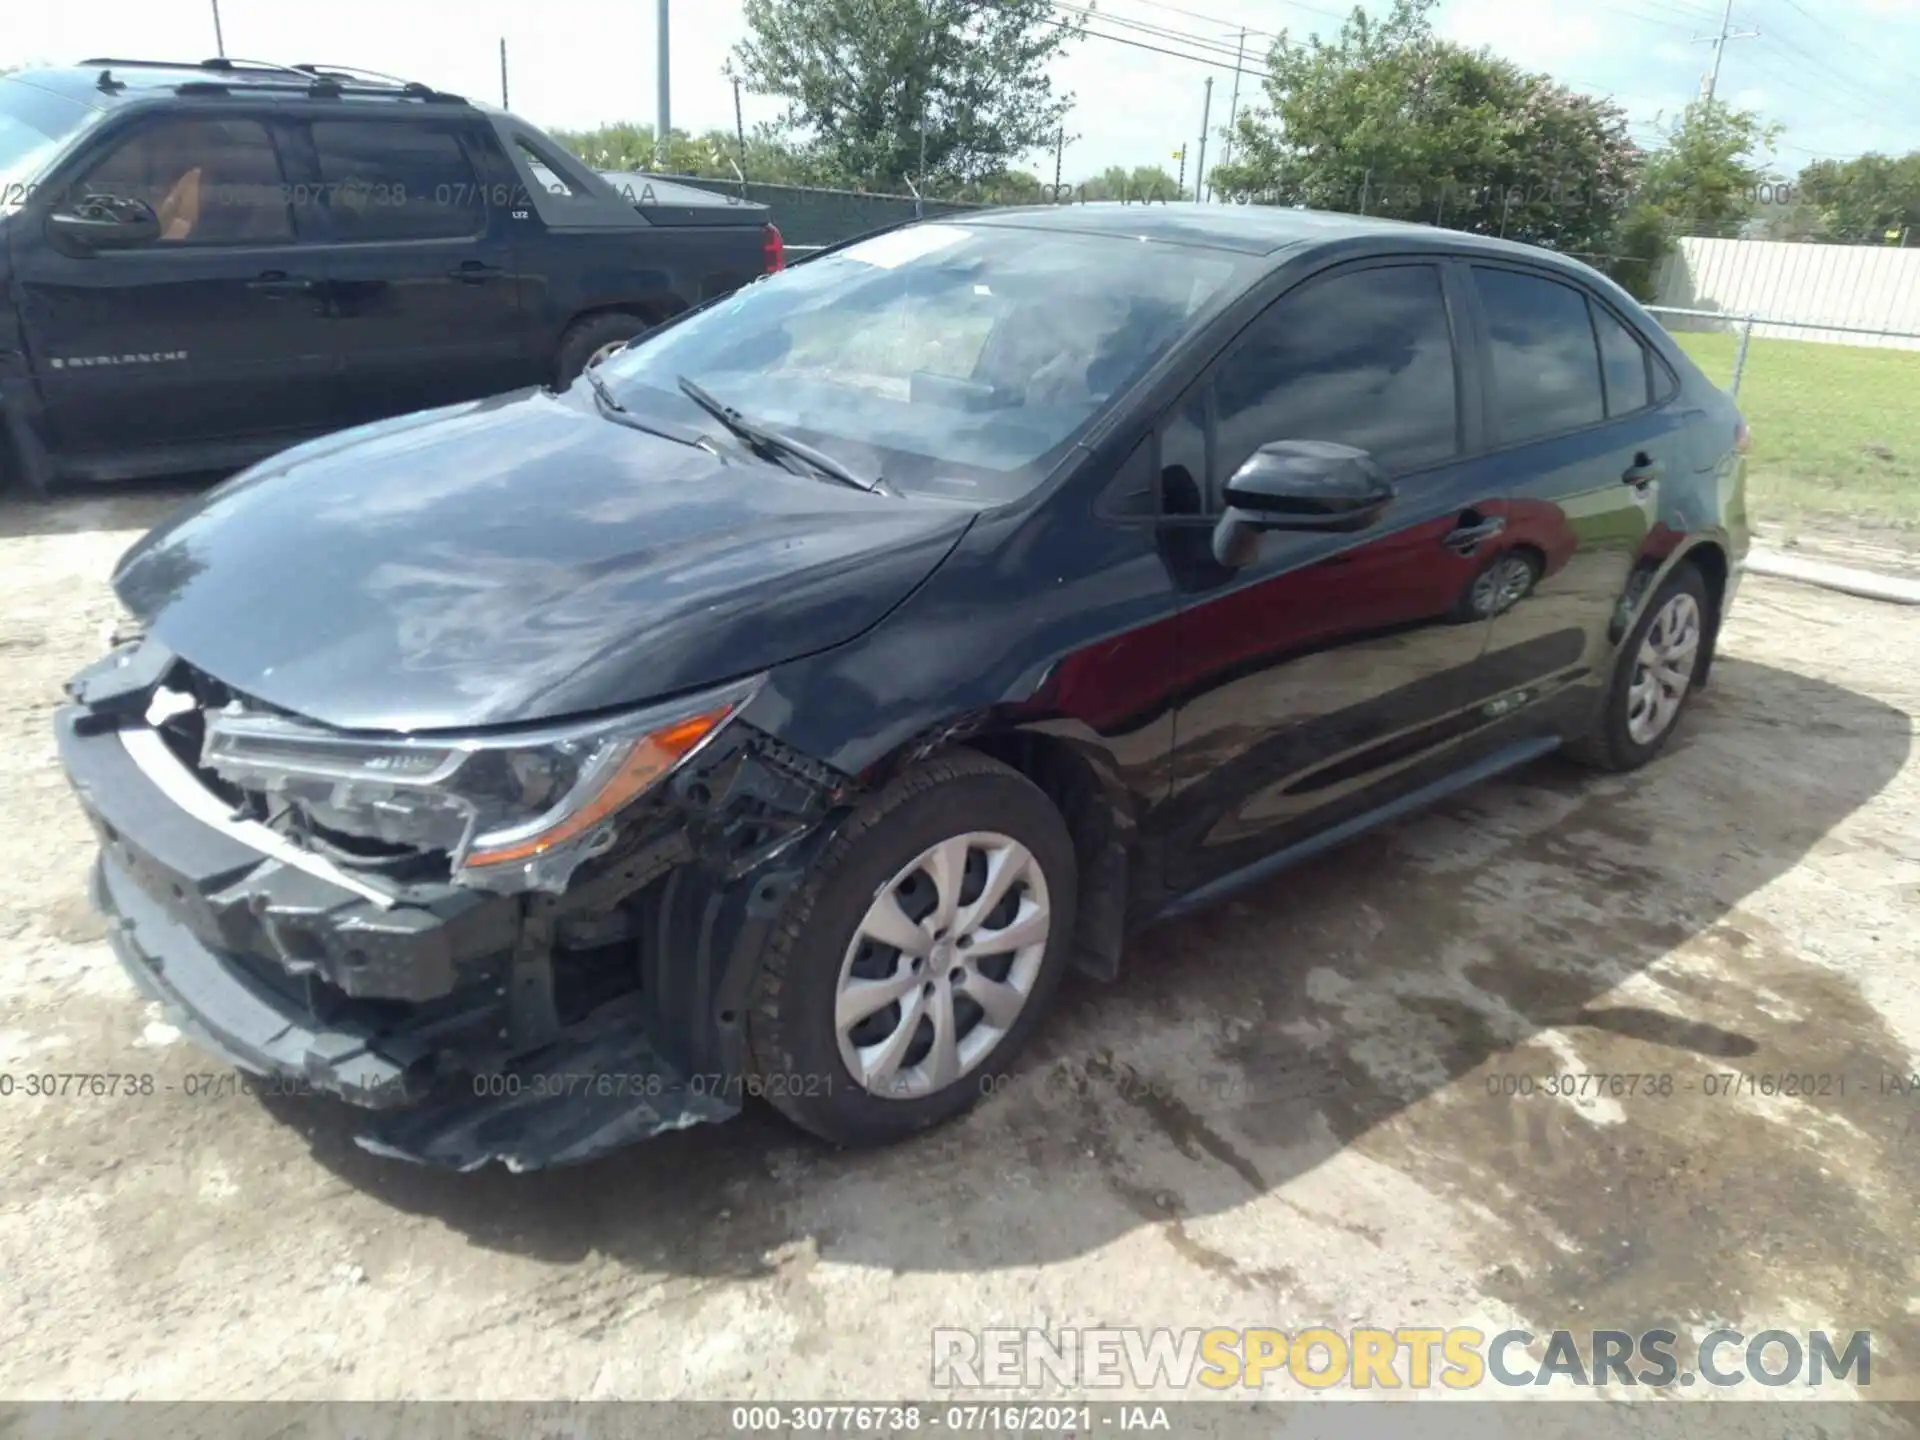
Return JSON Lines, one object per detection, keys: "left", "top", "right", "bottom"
{"left": 763, "top": 223, "right": 786, "bottom": 273}
{"left": 1734, "top": 418, "right": 1752, "bottom": 454}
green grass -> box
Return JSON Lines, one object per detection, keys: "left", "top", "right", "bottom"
{"left": 1671, "top": 330, "right": 1920, "bottom": 537}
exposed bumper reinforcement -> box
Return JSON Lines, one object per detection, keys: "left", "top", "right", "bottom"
{"left": 97, "top": 851, "right": 741, "bottom": 1169}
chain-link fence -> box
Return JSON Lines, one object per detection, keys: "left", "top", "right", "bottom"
{"left": 1645, "top": 303, "right": 1920, "bottom": 538}
{"left": 649, "top": 174, "right": 990, "bottom": 253}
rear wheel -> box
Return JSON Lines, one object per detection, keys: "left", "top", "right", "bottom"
{"left": 1568, "top": 564, "right": 1711, "bottom": 772}
{"left": 552, "top": 312, "right": 654, "bottom": 390}
{"left": 747, "top": 751, "right": 1077, "bottom": 1147}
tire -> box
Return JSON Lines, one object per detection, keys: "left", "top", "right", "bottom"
{"left": 747, "top": 750, "right": 1079, "bottom": 1148}
{"left": 552, "top": 312, "right": 653, "bottom": 389}
{"left": 1567, "top": 563, "right": 1712, "bottom": 772}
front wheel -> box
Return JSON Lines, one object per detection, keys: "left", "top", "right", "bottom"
{"left": 747, "top": 752, "right": 1078, "bottom": 1147}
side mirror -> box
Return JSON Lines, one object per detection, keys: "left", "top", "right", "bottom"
{"left": 1213, "top": 440, "right": 1396, "bottom": 566}
{"left": 48, "top": 196, "right": 161, "bottom": 252}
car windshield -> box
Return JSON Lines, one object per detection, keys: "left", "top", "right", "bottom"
{"left": 597, "top": 221, "right": 1248, "bottom": 502}
{"left": 0, "top": 79, "right": 101, "bottom": 197}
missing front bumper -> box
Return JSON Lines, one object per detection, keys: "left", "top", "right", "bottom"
{"left": 95, "top": 848, "right": 742, "bottom": 1169}
{"left": 56, "top": 661, "right": 844, "bottom": 1170}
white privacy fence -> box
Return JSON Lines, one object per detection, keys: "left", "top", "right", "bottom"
{"left": 1654, "top": 237, "right": 1920, "bottom": 353}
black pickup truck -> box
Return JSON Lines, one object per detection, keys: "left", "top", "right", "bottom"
{"left": 0, "top": 59, "right": 781, "bottom": 493}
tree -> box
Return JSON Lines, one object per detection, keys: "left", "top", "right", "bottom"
{"left": 1795, "top": 151, "right": 1920, "bottom": 244}
{"left": 729, "top": 0, "right": 1082, "bottom": 191}
{"left": 1633, "top": 100, "right": 1780, "bottom": 240}
{"left": 1208, "top": 0, "right": 1638, "bottom": 259}
{"left": 1076, "top": 165, "right": 1188, "bottom": 202}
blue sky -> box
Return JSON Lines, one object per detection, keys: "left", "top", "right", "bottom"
{"left": 6, "top": 0, "right": 1918, "bottom": 185}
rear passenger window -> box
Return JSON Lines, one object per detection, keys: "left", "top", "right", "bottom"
{"left": 1594, "top": 305, "right": 1652, "bottom": 416}
{"left": 75, "top": 117, "right": 291, "bottom": 244}
{"left": 310, "top": 122, "right": 484, "bottom": 241}
{"left": 1212, "top": 265, "right": 1459, "bottom": 482}
{"left": 517, "top": 138, "right": 590, "bottom": 202}
{"left": 1474, "top": 267, "right": 1605, "bottom": 443}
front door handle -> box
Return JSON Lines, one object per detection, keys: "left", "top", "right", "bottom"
{"left": 1623, "top": 451, "right": 1663, "bottom": 486}
{"left": 449, "top": 261, "right": 504, "bottom": 283}
{"left": 1444, "top": 514, "right": 1506, "bottom": 555}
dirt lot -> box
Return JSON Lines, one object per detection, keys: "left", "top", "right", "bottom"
{"left": 1, "top": 486, "right": 1917, "bottom": 1419}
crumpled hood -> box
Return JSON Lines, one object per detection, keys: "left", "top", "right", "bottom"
{"left": 113, "top": 387, "right": 973, "bottom": 732}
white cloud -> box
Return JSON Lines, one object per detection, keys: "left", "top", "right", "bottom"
{"left": 1436, "top": 0, "right": 1609, "bottom": 68}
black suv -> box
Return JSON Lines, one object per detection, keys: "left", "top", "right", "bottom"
{"left": 0, "top": 59, "right": 781, "bottom": 493}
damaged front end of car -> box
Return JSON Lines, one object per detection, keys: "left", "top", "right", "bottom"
{"left": 56, "top": 635, "right": 851, "bottom": 1171}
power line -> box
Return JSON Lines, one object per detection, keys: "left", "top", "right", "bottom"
{"left": 1747, "top": 31, "right": 1920, "bottom": 128}
{"left": 1760, "top": 0, "right": 1920, "bottom": 109}
{"left": 1043, "top": 13, "right": 1273, "bottom": 80}
{"left": 1581, "top": 0, "right": 1712, "bottom": 38}
{"left": 1112, "top": 0, "right": 1330, "bottom": 34}
{"left": 1053, "top": 2, "right": 1256, "bottom": 64}
{"left": 1732, "top": 44, "right": 1906, "bottom": 137}
{"left": 1050, "top": 0, "right": 1917, "bottom": 166}
{"left": 1771, "top": 0, "right": 1920, "bottom": 88}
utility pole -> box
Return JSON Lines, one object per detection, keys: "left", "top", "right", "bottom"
{"left": 1054, "top": 125, "right": 1065, "bottom": 196}
{"left": 655, "top": 0, "right": 672, "bottom": 172}
{"left": 499, "top": 38, "right": 509, "bottom": 109}
{"left": 1176, "top": 143, "right": 1188, "bottom": 195}
{"left": 734, "top": 77, "right": 748, "bottom": 188}
{"left": 1219, "top": 29, "right": 1247, "bottom": 181}
{"left": 1694, "top": 0, "right": 1758, "bottom": 106}
{"left": 1195, "top": 76, "right": 1213, "bottom": 202}
{"left": 210, "top": 0, "right": 226, "bottom": 57}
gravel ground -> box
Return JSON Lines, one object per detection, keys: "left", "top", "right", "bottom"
{"left": 1, "top": 485, "right": 1916, "bottom": 1422}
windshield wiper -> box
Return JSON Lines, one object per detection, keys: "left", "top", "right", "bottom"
{"left": 676, "top": 375, "right": 897, "bottom": 497}
{"left": 586, "top": 368, "right": 716, "bottom": 452}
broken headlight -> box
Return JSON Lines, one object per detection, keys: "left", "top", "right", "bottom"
{"left": 200, "top": 675, "right": 763, "bottom": 892}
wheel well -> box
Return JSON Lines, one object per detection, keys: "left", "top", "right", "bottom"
{"left": 959, "top": 731, "right": 1130, "bottom": 981}
{"left": 563, "top": 298, "right": 680, "bottom": 340}
{"left": 1681, "top": 542, "right": 1729, "bottom": 685}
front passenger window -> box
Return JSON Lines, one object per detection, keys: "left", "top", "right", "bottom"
{"left": 73, "top": 117, "right": 291, "bottom": 244}
{"left": 1212, "top": 265, "right": 1460, "bottom": 486}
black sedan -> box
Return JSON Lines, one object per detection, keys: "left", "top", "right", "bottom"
{"left": 55, "top": 203, "right": 1750, "bottom": 1169}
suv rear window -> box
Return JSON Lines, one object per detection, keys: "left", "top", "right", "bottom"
{"left": 310, "top": 121, "right": 484, "bottom": 241}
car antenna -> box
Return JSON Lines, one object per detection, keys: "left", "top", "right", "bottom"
{"left": 96, "top": 68, "right": 126, "bottom": 94}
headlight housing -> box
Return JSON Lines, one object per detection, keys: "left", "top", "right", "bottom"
{"left": 200, "top": 675, "right": 763, "bottom": 893}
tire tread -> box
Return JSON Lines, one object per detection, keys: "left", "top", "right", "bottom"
{"left": 746, "top": 750, "right": 1070, "bottom": 1144}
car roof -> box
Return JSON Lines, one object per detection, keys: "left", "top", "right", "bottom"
{"left": 8, "top": 61, "right": 468, "bottom": 110}
{"left": 965, "top": 201, "right": 1606, "bottom": 277}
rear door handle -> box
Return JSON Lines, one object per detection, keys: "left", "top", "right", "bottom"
{"left": 1623, "top": 452, "right": 1663, "bottom": 486}
{"left": 1444, "top": 515, "right": 1506, "bottom": 554}
{"left": 449, "top": 261, "right": 504, "bottom": 283}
